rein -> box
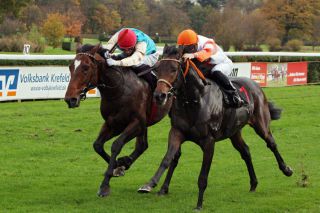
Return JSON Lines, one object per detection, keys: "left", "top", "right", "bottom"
{"left": 157, "top": 58, "right": 206, "bottom": 96}
{"left": 184, "top": 59, "right": 206, "bottom": 81}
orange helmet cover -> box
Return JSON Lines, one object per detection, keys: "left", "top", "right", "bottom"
{"left": 177, "top": 29, "right": 198, "bottom": 45}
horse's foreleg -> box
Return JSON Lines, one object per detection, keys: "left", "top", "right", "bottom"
{"left": 158, "top": 147, "right": 181, "bottom": 195}
{"left": 93, "top": 122, "right": 114, "bottom": 164}
{"left": 138, "top": 127, "right": 184, "bottom": 193}
{"left": 230, "top": 131, "right": 258, "bottom": 192}
{"left": 195, "top": 139, "right": 215, "bottom": 210}
{"left": 116, "top": 129, "right": 148, "bottom": 171}
{"left": 98, "top": 119, "right": 141, "bottom": 197}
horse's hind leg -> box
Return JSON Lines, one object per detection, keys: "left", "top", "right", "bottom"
{"left": 116, "top": 129, "right": 148, "bottom": 172}
{"left": 251, "top": 109, "right": 293, "bottom": 177}
{"left": 158, "top": 147, "right": 181, "bottom": 195}
{"left": 230, "top": 131, "right": 258, "bottom": 191}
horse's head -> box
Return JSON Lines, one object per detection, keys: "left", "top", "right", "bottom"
{"left": 64, "top": 44, "right": 105, "bottom": 108}
{"left": 153, "top": 44, "right": 182, "bottom": 105}
{"left": 154, "top": 44, "right": 205, "bottom": 106}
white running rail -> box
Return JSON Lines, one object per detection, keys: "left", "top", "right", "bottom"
{"left": 0, "top": 47, "right": 320, "bottom": 60}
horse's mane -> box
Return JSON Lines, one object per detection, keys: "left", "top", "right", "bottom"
{"left": 77, "top": 44, "right": 94, "bottom": 52}
{"left": 162, "top": 45, "right": 179, "bottom": 57}
{"left": 77, "top": 44, "right": 132, "bottom": 74}
{"left": 77, "top": 44, "right": 106, "bottom": 58}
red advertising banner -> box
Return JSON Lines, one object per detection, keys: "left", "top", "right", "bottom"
{"left": 287, "top": 62, "right": 308, "bottom": 85}
{"left": 250, "top": 62, "right": 267, "bottom": 87}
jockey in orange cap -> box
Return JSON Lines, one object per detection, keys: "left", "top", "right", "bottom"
{"left": 177, "top": 29, "right": 244, "bottom": 107}
{"left": 104, "top": 28, "right": 159, "bottom": 90}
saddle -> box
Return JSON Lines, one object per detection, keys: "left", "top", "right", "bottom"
{"left": 219, "top": 83, "right": 249, "bottom": 107}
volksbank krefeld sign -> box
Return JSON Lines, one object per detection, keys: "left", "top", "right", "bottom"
{"left": 20, "top": 73, "right": 70, "bottom": 83}
{"left": 0, "top": 66, "right": 98, "bottom": 101}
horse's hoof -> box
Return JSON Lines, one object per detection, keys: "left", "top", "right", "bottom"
{"left": 194, "top": 206, "right": 202, "bottom": 211}
{"left": 283, "top": 166, "right": 293, "bottom": 177}
{"left": 249, "top": 187, "right": 256, "bottom": 192}
{"left": 137, "top": 185, "right": 152, "bottom": 193}
{"left": 113, "top": 166, "right": 125, "bottom": 177}
{"left": 249, "top": 181, "right": 258, "bottom": 192}
{"left": 97, "top": 185, "right": 110, "bottom": 197}
{"left": 157, "top": 188, "right": 168, "bottom": 196}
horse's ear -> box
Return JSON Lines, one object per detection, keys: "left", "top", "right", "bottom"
{"left": 153, "top": 61, "right": 160, "bottom": 70}
{"left": 94, "top": 52, "right": 104, "bottom": 62}
{"left": 91, "top": 44, "right": 101, "bottom": 54}
{"left": 163, "top": 43, "right": 168, "bottom": 54}
{"left": 178, "top": 45, "right": 184, "bottom": 59}
{"left": 76, "top": 45, "right": 82, "bottom": 54}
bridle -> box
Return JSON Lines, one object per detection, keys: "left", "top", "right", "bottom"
{"left": 75, "top": 52, "right": 125, "bottom": 101}
{"left": 75, "top": 52, "right": 103, "bottom": 100}
{"left": 157, "top": 58, "right": 183, "bottom": 97}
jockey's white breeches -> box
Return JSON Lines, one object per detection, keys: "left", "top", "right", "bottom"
{"left": 210, "top": 57, "right": 233, "bottom": 76}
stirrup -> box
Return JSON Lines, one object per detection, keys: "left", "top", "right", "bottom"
{"left": 233, "top": 95, "right": 244, "bottom": 107}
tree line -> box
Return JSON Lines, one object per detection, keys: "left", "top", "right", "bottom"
{"left": 0, "top": 0, "right": 320, "bottom": 51}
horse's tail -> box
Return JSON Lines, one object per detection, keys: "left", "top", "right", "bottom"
{"left": 268, "top": 101, "right": 282, "bottom": 120}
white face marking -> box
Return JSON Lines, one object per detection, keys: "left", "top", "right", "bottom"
{"left": 74, "top": 59, "right": 81, "bottom": 72}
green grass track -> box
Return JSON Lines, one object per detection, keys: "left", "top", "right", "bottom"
{"left": 0, "top": 85, "right": 319, "bottom": 212}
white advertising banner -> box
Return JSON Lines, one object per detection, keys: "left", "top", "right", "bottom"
{"left": 230, "top": 63, "right": 251, "bottom": 78}
{"left": 1, "top": 61, "right": 302, "bottom": 102}
{"left": 0, "top": 66, "right": 99, "bottom": 101}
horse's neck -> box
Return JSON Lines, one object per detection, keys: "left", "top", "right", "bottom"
{"left": 100, "top": 65, "right": 126, "bottom": 85}
{"left": 174, "top": 73, "right": 223, "bottom": 111}
{"left": 97, "top": 65, "right": 126, "bottom": 98}
{"left": 176, "top": 69, "right": 204, "bottom": 102}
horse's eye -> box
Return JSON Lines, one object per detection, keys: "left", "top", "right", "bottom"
{"left": 82, "top": 65, "right": 89, "bottom": 74}
{"left": 82, "top": 64, "right": 89, "bottom": 70}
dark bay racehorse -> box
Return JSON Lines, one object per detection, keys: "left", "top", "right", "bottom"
{"left": 64, "top": 44, "right": 172, "bottom": 197}
{"left": 138, "top": 45, "right": 292, "bottom": 210}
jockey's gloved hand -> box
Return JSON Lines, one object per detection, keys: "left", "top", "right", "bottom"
{"left": 107, "top": 58, "right": 120, "bottom": 66}
{"left": 104, "top": 50, "right": 110, "bottom": 59}
{"left": 182, "top": 53, "right": 195, "bottom": 61}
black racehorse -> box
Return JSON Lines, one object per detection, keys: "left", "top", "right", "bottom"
{"left": 64, "top": 44, "right": 172, "bottom": 197}
{"left": 138, "top": 45, "right": 293, "bottom": 210}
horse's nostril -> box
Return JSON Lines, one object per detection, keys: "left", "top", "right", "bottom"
{"left": 160, "top": 93, "right": 167, "bottom": 100}
{"left": 154, "top": 92, "right": 167, "bottom": 103}
{"left": 65, "top": 97, "right": 79, "bottom": 108}
{"left": 70, "top": 98, "right": 77, "bottom": 104}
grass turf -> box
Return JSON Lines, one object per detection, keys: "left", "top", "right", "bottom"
{"left": 0, "top": 85, "right": 319, "bottom": 212}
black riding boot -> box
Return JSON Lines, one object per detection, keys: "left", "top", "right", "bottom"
{"left": 133, "top": 64, "right": 157, "bottom": 91}
{"left": 209, "top": 70, "right": 244, "bottom": 107}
